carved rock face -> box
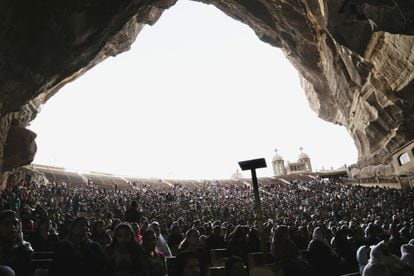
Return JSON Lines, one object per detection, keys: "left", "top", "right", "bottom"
{"left": 0, "top": 0, "right": 413, "bottom": 175}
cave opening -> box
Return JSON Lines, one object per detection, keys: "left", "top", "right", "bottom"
{"left": 27, "top": 0, "right": 357, "bottom": 180}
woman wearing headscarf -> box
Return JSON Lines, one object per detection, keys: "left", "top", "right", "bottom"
{"left": 362, "top": 242, "right": 392, "bottom": 276}
{"left": 363, "top": 240, "right": 413, "bottom": 276}
{"left": 271, "top": 225, "right": 301, "bottom": 276}
{"left": 331, "top": 226, "right": 358, "bottom": 273}
{"left": 307, "top": 226, "right": 340, "bottom": 276}
{"left": 356, "top": 244, "right": 371, "bottom": 274}
{"left": 401, "top": 240, "right": 414, "bottom": 268}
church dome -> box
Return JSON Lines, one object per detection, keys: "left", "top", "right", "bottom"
{"left": 298, "top": 147, "right": 310, "bottom": 160}
{"left": 272, "top": 149, "right": 284, "bottom": 162}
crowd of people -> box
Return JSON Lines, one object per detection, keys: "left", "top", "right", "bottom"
{"left": 0, "top": 175, "right": 414, "bottom": 275}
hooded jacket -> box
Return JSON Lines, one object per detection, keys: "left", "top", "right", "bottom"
{"left": 401, "top": 243, "right": 414, "bottom": 268}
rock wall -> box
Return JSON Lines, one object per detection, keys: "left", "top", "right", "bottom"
{"left": 0, "top": 0, "right": 413, "bottom": 176}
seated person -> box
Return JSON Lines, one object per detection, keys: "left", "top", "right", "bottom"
{"left": 141, "top": 230, "right": 166, "bottom": 276}
{"left": 29, "top": 218, "right": 59, "bottom": 252}
{"left": 49, "top": 217, "right": 105, "bottom": 276}
{"left": 0, "top": 210, "right": 33, "bottom": 276}
{"left": 104, "top": 223, "right": 144, "bottom": 275}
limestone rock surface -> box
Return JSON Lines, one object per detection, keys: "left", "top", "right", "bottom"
{"left": 0, "top": 0, "right": 413, "bottom": 176}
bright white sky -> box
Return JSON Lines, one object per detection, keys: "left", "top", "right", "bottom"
{"left": 28, "top": 0, "right": 357, "bottom": 180}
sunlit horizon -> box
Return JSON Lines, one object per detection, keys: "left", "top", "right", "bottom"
{"left": 28, "top": 0, "right": 358, "bottom": 180}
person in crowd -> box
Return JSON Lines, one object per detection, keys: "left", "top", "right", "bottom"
{"left": 363, "top": 242, "right": 392, "bottom": 276}
{"left": 356, "top": 244, "right": 372, "bottom": 274}
{"left": 2, "top": 175, "right": 414, "bottom": 275}
{"left": 225, "top": 255, "right": 247, "bottom": 276}
{"left": 19, "top": 205, "right": 34, "bottom": 234}
{"left": 150, "top": 221, "right": 172, "bottom": 257}
{"left": 178, "top": 228, "right": 209, "bottom": 273}
{"left": 168, "top": 222, "right": 183, "bottom": 255}
{"left": 141, "top": 229, "right": 166, "bottom": 276}
{"left": 104, "top": 223, "right": 144, "bottom": 276}
{"left": 173, "top": 250, "right": 201, "bottom": 276}
{"left": 306, "top": 226, "right": 340, "bottom": 276}
{"left": 107, "top": 219, "right": 121, "bottom": 238}
{"left": 91, "top": 220, "right": 112, "bottom": 247}
{"left": 271, "top": 225, "right": 302, "bottom": 275}
{"left": 247, "top": 227, "right": 261, "bottom": 253}
{"left": 401, "top": 240, "right": 414, "bottom": 269}
{"left": 364, "top": 223, "right": 381, "bottom": 246}
{"left": 363, "top": 240, "right": 413, "bottom": 276}
{"left": 227, "top": 225, "right": 248, "bottom": 263}
{"left": 331, "top": 225, "right": 358, "bottom": 273}
{"left": 389, "top": 224, "right": 408, "bottom": 257}
{"left": 49, "top": 217, "right": 106, "bottom": 276}
{"left": 29, "top": 218, "right": 59, "bottom": 252}
{"left": 179, "top": 228, "right": 200, "bottom": 253}
{"left": 124, "top": 201, "right": 141, "bottom": 224}
{"left": 131, "top": 222, "right": 142, "bottom": 244}
{"left": 206, "top": 225, "right": 226, "bottom": 251}
{"left": 0, "top": 210, "right": 33, "bottom": 276}
{"left": 0, "top": 266, "right": 15, "bottom": 276}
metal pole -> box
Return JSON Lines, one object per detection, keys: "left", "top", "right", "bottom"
{"left": 238, "top": 158, "right": 267, "bottom": 254}
{"left": 250, "top": 169, "right": 267, "bottom": 254}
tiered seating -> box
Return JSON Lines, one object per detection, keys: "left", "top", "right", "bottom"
{"left": 247, "top": 252, "right": 279, "bottom": 276}
{"left": 41, "top": 171, "right": 56, "bottom": 182}
{"left": 84, "top": 174, "right": 106, "bottom": 187}
{"left": 33, "top": 251, "right": 53, "bottom": 276}
{"left": 65, "top": 171, "right": 86, "bottom": 187}
{"left": 112, "top": 177, "right": 129, "bottom": 188}
{"left": 209, "top": 267, "right": 226, "bottom": 276}
{"left": 165, "top": 179, "right": 202, "bottom": 189}
{"left": 217, "top": 179, "right": 246, "bottom": 187}
{"left": 124, "top": 177, "right": 170, "bottom": 190}
{"left": 277, "top": 174, "right": 314, "bottom": 183}
{"left": 210, "top": 249, "right": 227, "bottom": 267}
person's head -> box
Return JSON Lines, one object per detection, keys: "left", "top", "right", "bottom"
{"left": 111, "top": 219, "right": 121, "bottom": 231}
{"left": 273, "top": 225, "right": 290, "bottom": 242}
{"left": 231, "top": 225, "right": 246, "bottom": 242}
{"left": 369, "top": 241, "right": 389, "bottom": 262}
{"left": 112, "top": 223, "right": 135, "bottom": 247}
{"left": 171, "top": 222, "right": 180, "bottom": 235}
{"left": 141, "top": 219, "right": 149, "bottom": 232}
{"left": 150, "top": 221, "right": 160, "bottom": 237}
{"left": 0, "top": 210, "right": 21, "bottom": 244}
{"left": 248, "top": 228, "right": 259, "bottom": 240}
{"left": 174, "top": 250, "right": 200, "bottom": 276}
{"left": 212, "top": 225, "right": 221, "bottom": 237}
{"left": 225, "top": 256, "right": 247, "bottom": 276}
{"left": 69, "top": 217, "right": 89, "bottom": 242}
{"left": 131, "top": 201, "right": 138, "bottom": 209}
{"left": 38, "top": 219, "right": 51, "bottom": 235}
{"left": 186, "top": 228, "right": 200, "bottom": 245}
{"left": 142, "top": 229, "right": 157, "bottom": 252}
{"left": 199, "top": 235, "right": 207, "bottom": 248}
{"left": 312, "top": 226, "right": 326, "bottom": 242}
{"left": 93, "top": 220, "right": 105, "bottom": 235}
